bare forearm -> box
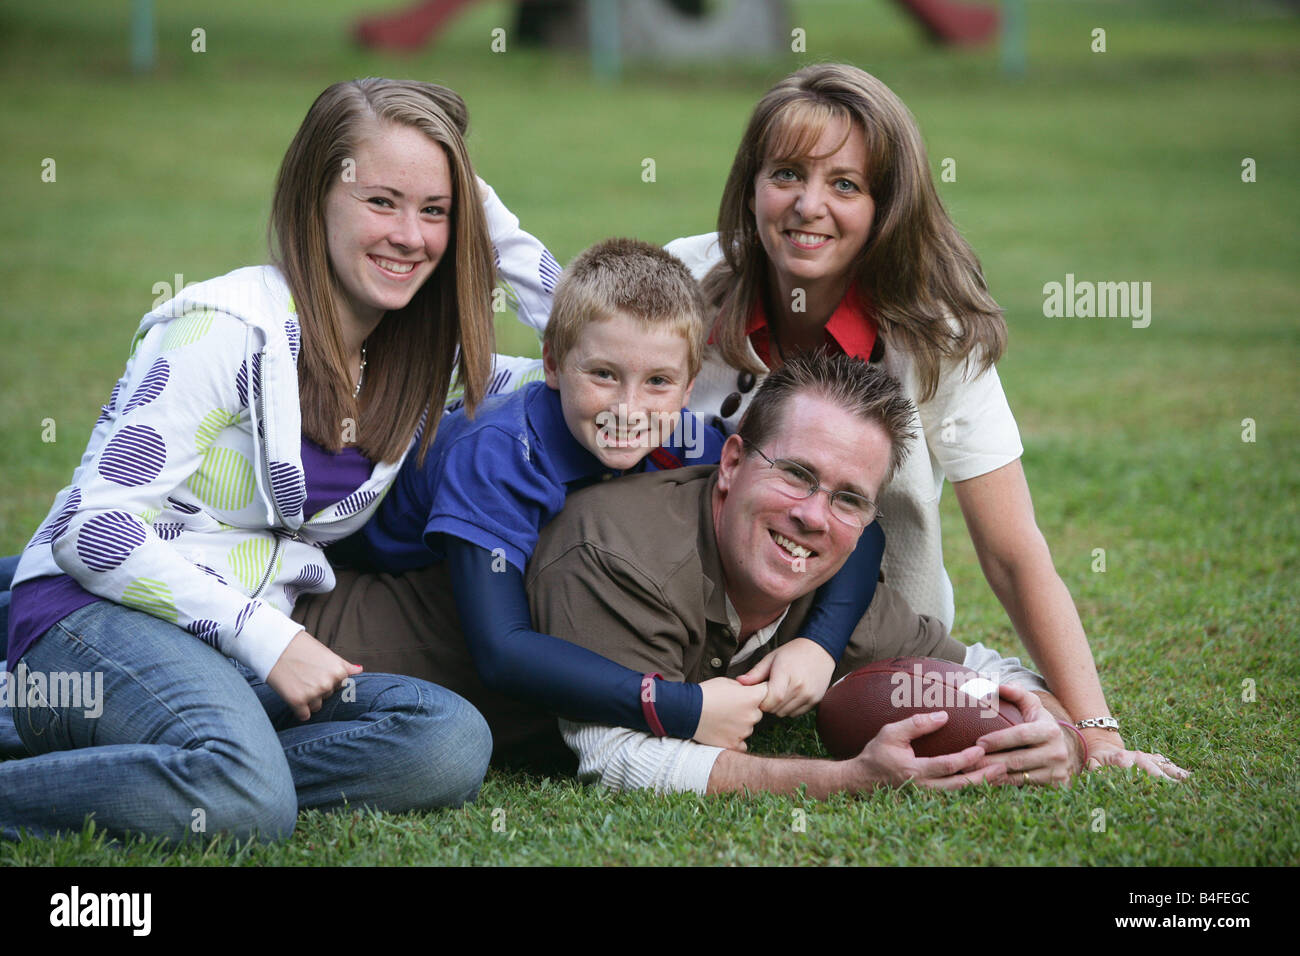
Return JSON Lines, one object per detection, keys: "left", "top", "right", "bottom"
{"left": 981, "top": 549, "right": 1122, "bottom": 746}
{"left": 707, "top": 713, "right": 1004, "bottom": 795}
{"left": 956, "top": 464, "right": 1123, "bottom": 749}
{"left": 706, "top": 751, "right": 853, "bottom": 799}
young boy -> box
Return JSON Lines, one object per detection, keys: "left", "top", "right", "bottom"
{"left": 301, "top": 238, "right": 880, "bottom": 768}
{"left": 357, "top": 237, "right": 722, "bottom": 576}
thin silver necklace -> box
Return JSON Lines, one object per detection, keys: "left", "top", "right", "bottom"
{"left": 353, "top": 345, "right": 367, "bottom": 398}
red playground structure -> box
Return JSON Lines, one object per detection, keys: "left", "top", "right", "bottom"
{"left": 352, "top": 0, "right": 1000, "bottom": 53}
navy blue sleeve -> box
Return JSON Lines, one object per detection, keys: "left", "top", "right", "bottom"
{"left": 797, "top": 521, "right": 885, "bottom": 661}
{"left": 445, "top": 537, "right": 703, "bottom": 739}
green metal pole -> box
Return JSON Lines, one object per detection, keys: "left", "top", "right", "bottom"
{"left": 588, "top": 0, "right": 622, "bottom": 83}
{"left": 1000, "top": 0, "right": 1026, "bottom": 78}
{"left": 131, "top": 0, "right": 156, "bottom": 73}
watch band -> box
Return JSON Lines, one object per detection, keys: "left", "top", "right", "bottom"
{"left": 1074, "top": 716, "right": 1120, "bottom": 732}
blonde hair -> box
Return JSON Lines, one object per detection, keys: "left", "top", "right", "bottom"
{"left": 704, "top": 63, "right": 1005, "bottom": 401}
{"left": 270, "top": 78, "right": 494, "bottom": 464}
{"left": 544, "top": 238, "right": 706, "bottom": 378}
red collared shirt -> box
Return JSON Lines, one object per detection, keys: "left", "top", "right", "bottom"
{"left": 742, "top": 285, "right": 878, "bottom": 368}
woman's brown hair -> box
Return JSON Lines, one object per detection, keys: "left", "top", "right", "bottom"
{"left": 704, "top": 63, "right": 1005, "bottom": 401}
{"left": 270, "top": 78, "right": 493, "bottom": 463}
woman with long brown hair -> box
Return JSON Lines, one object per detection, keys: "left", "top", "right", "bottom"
{"left": 665, "top": 63, "right": 1187, "bottom": 782}
{"left": 0, "top": 78, "right": 515, "bottom": 842}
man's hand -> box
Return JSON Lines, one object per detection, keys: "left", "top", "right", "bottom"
{"left": 844, "top": 711, "right": 1007, "bottom": 793}
{"left": 736, "top": 637, "right": 836, "bottom": 717}
{"left": 1086, "top": 739, "right": 1191, "bottom": 781}
{"left": 695, "top": 678, "right": 767, "bottom": 750}
{"left": 974, "top": 683, "right": 1077, "bottom": 786}
{"left": 267, "top": 630, "right": 363, "bottom": 721}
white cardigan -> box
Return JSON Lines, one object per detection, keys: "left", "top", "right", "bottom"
{"left": 15, "top": 266, "right": 406, "bottom": 678}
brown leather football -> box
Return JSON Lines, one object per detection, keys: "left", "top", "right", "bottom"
{"left": 817, "top": 657, "right": 1023, "bottom": 759}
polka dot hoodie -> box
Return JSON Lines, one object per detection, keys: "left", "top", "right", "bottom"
{"left": 17, "top": 266, "right": 405, "bottom": 680}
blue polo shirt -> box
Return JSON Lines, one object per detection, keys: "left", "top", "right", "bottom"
{"left": 359, "top": 382, "right": 725, "bottom": 574}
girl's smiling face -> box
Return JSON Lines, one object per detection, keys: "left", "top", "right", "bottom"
{"left": 323, "top": 121, "right": 452, "bottom": 331}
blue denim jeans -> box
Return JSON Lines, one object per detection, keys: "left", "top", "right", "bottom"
{"left": 0, "top": 600, "right": 492, "bottom": 843}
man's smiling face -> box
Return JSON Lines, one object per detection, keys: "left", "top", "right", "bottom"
{"left": 712, "top": 390, "right": 891, "bottom": 627}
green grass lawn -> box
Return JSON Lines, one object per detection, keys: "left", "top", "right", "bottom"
{"left": 1, "top": 0, "right": 1297, "bottom": 866}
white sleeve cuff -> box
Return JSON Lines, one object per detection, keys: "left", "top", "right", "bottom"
{"left": 559, "top": 720, "right": 724, "bottom": 794}
{"left": 234, "top": 607, "right": 305, "bottom": 681}
{"left": 962, "top": 641, "right": 1049, "bottom": 694}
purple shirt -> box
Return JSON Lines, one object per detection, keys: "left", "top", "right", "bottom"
{"left": 300, "top": 437, "right": 373, "bottom": 519}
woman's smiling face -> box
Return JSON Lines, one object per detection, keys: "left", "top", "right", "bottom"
{"left": 751, "top": 115, "right": 875, "bottom": 296}
{"left": 323, "top": 121, "right": 453, "bottom": 331}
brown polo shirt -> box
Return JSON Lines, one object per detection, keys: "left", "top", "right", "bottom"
{"left": 526, "top": 466, "right": 964, "bottom": 685}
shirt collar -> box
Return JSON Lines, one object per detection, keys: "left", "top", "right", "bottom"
{"left": 742, "top": 284, "right": 877, "bottom": 363}
{"left": 724, "top": 594, "right": 790, "bottom": 665}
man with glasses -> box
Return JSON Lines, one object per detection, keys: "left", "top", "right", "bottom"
{"left": 526, "top": 350, "right": 1082, "bottom": 796}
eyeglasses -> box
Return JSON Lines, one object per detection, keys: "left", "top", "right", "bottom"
{"left": 748, "top": 444, "right": 880, "bottom": 528}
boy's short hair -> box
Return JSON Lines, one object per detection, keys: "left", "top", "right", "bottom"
{"left": 543, "top": 238, "right": 707, "bottom": 378}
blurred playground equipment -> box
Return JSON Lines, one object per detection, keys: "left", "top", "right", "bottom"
{"left": 352, "top": 0, "right": 1002, "bottom": 59}
{"left": 127, "top": 0, "right": 1013, "bottom": 78}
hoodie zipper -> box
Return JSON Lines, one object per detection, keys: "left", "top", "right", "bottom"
{"left": 251, "top": 343, "right": 290, "bottom": 600}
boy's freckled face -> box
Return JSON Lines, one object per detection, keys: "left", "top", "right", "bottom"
{"left": 543, "top": 312, "right": 695, "bottom": 471}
